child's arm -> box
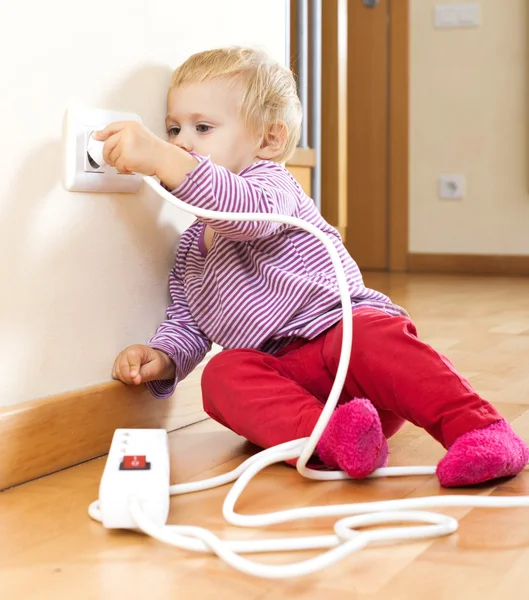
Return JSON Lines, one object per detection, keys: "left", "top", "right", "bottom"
{"left": 146, "top": 262, "right": 212, "bottom": 399}
{"left": 94, "top": 123, "right": 300, "bottom": 241}
{"left": 93, "top": 121, "right": 198, "bottom": 185}
{"left": 162, "top": 157, "right": 299, "bottom": 241}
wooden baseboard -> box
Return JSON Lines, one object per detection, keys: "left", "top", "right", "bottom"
{"left": 0, "top": 363, "right": 209, "bottom": 491}
{"left": 408, "top": 253, "right": 529, "bottom": 277}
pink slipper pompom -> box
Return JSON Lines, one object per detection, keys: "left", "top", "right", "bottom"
{"left": 316, "top": 398, "right": 389, "bottom": 479}
{"left": 437, "top": 420, "right": 529, "bottom": 488}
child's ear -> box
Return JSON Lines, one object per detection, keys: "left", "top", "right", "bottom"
{"left": 257, "top": 121, "right": 288, "bottom": 160}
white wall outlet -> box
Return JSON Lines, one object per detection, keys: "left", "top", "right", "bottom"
{"left": 63, "top": 107, "right": 143, "bottom": 193}
{"left": 434, "top": 3, "right": 480, "bottom": 29}
{"left": 438, "top": 174, "right": 466, "bottom": 199}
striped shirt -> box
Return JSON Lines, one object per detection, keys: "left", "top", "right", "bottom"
{"left": 147, "top": 156, "right": 407, "bottom": 398}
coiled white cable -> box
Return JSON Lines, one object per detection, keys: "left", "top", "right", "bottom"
{"left": 87, "top": 141, "right": 529, "bottom": 579}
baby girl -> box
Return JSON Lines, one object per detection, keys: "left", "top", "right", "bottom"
{"left": 95, "top": 47, "right": 528, "bottom": 487}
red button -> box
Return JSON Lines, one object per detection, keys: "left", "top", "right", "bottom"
{"left": 122, "top": 455, "right": 147, "bottom": 469}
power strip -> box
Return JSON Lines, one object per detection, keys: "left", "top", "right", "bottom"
{"left": 98, "top": 429, "right": 170, "bottom": 529}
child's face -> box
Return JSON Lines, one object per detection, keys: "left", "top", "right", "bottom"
{"left": 166, "top": 79, "right": 261, "bottom": 174}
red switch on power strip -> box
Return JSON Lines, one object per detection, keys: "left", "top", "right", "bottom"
{"left": 120, "top": 455, "right": 151, "bottom": 470}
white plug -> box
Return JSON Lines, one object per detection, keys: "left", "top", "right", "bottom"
{"left": 86, "top": 131, "right": 106, "bottom": 169}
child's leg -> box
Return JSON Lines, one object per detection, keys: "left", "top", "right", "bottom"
{"left": 322, "top": 308, "right": 500, "bottom": 447}
{"left": 200, "top": 344, "right": 397, "bottom": 476}
{"left": 322, "top": 308, "right": 528, "bottom": 486}
{"left": 201, "top": 348, "right": 324, "bottom": 452}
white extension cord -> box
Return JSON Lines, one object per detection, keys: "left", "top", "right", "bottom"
{"left": 87, "top": 136, "right": 529, "bottom": 579}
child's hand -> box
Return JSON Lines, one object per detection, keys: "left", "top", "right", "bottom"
{"left": 94, "top": 121, "right": 198, "bottom": 188}
{"left": 112, "top": 344, "right": 175, "bottom": 385}
{"left": 93, "top": 122, "right": 168, "bottom": 176}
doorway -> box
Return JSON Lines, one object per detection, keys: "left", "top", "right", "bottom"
{"left": 290, "top": 0, "right": 409, "bottom": 271}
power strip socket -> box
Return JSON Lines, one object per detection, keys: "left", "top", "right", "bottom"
{"left": 98, "top": 429, "right": 170, "bottom": 529}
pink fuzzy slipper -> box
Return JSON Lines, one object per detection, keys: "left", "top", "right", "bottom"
{"left": 437, "top": 420, "right": 529, "bottom": 488}
{"left": 316, "top": 398, "right": 389, "bottom": 478}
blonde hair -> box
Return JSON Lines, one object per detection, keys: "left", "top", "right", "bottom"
{"left": 170, "top": 47, "right": 302, "bottom": 162}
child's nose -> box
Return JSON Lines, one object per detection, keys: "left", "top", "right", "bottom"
{"left": 176, "top": 137, "right": 193, "bottom": 152}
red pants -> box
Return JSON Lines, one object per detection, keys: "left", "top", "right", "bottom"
{"left": 201, "top": 309, "right": 501, "bottom": 453}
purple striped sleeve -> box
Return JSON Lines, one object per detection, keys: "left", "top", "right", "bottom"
{"left": 147, "top": 262, "right": 212, "bottom": 399}
{"left": 171, "top": 158, "right": 299, "bottom": 241}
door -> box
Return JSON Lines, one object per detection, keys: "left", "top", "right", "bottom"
{"left": 345, "top": 0, "right": 408, "bottom": 271}
{"left": 346, "top": 0, "right": 389, "bottom": 270}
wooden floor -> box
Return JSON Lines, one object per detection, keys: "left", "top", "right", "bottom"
{"left": 2, "top": 273, "right": 529, "bottom": 599}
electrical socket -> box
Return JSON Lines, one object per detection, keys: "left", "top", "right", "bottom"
{"left": 438, "top": 174, "right": 465, "bottom": 199}
{"left": 63, "top": 107, "right": 143, "bottom": 193}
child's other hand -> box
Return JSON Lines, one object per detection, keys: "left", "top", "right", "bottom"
{"left": 94, "top": 122, "right": 168, "bottom": 176}
{"left": 112, "top": 344, "right": 175, "bottom": 385}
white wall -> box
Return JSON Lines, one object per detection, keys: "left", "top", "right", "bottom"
{"left": 0, "top": 0, "right": 287, "bottom": 407}
{"left": 410, "top": 0, "right": 529, "bottom": 255}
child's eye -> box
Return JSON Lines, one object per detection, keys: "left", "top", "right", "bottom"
{"left": 196, "top": 124, "right": 213, "bottom": 133}
{"left": 167, "top": 126, "right": 180, "bottom": 137}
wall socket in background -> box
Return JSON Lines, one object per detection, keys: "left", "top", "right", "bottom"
{"left": 438, "top": 174, "right": 466, "bottom": 199}
{"left": 434, "top": 3, "right": 481, "bottom": 29}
